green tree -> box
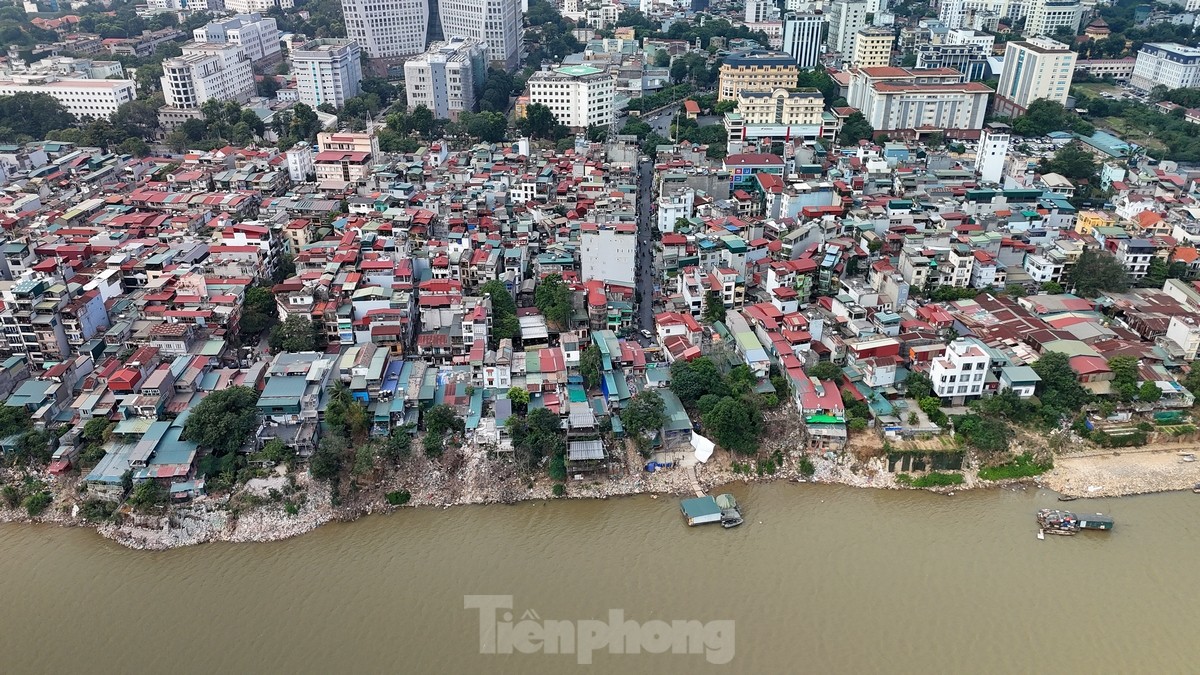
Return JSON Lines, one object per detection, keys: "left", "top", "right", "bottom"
{"left": 309, "top": 433, "right": 346, "bottom": 481}
{"left": 906, "top": 371, "right": 934, "bottom": 400}
{"left": 1038, "top": 141, "right": 1098, "bottom": 182}
{"left": 240, "top": 286, "right": 278, "bottom": 337}
{"left": 1032, "top": 351, "right": 1090, "bottom": 422}
{"left": 0, "top": 92, "right": 76, "bottom": 141}
{"left": 520, "top": 103, "right": 561, "bottom": 140}
{"left": 268, "top": 315, "right": 320, "bottom": 353}
{"left": 534, "top": 273, "right": 573, "bottom": 328}
{"left": 579, "top": 343, "right": 603, "bottom": 389}
{"left": 259, "top": 438, "right": 293, "bottom": 464}
{"left": 424, "top": 404, "right": 464, "bottom": 437}
{"left": 1011, "top": 99, "right": 1091, "bottom": 137}
{"left": 1069, "top": 249, "right": 1130, "bottom": 298}
{"left": 181, "top": 386, "right": 260, "bottom": 456}
{"left": 82, "top": 416, "right": 113, "bottom": 446}
{"left": 127, "top": 480, "right": 166, "bottom": 510}
{"left": 669, "top": 357, "right": 729, "bottom": 407}
{"left": 1108, "top": 355, "right": 1139, "bottom": 401}
{"left": 22, "top": 491, "right": 51, "bottom": 517}
{"left": 507, "top": 386, "right": 530, "bottom": 410}
{"left": 702, "top": 397, "right": 761, "bottom": 455}
{"left": 480, "top": 280, "right": 519, "bottom": 347}
{"left": 381, "top": 426, "right": 413, "bottom": 463}
{"left": 508, "top": 406, "right": 565, "bottom": 473}
{"left": 1139, "top": 381, "right": 1162, "bottom": 402}
{"left": 808, "top": 361, "right": 843, "bottom": 382}
{"left": 620, "top": 390, "right": 666, "bottom": 439}
{"left": 1040, "top": 281, "right": 1064, "bottom": 294}
{"left": 838, "top": 112, "right": 874, "bottom": 146}
{"left": 702, "top": 290, "right": 726, "bottom": 324}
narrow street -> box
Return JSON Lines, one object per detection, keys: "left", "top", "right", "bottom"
{"left": 636, "top": 157, "right": 655, "bottom": 332}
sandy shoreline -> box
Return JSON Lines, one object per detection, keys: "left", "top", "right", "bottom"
{"left": 1, "top": 448, "right": 1195, "bottom": 549}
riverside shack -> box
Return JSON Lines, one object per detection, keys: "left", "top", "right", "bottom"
{"left": 681, "top": 496, "right": 723, "bottom": 526}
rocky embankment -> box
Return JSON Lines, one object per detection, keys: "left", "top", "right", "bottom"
{"left": 1042, "top": 448, "right": 1200, "bottom": 498}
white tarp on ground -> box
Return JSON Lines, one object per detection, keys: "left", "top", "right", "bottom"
{"left": 692, "top": 431, "right": 715, "bottom": 463}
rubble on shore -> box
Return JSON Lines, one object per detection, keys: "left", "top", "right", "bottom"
{"left": 6, "top": 445, "right": 1199, "bottom": 549}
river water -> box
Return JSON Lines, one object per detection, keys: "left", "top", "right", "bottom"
{"left": 2, "top": 483, "right": 1198, "bottom": 674}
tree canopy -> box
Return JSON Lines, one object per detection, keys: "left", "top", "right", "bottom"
{"left": 1068, "top": 249, "right": 1130, "bottom": 298}
{"left": 0, "top": 93, "right": 77, "bottom": 142}
{"left": 838, "top": 112, "right": 874, "bottom": 146}
{"left": 669, "top": 357, "right": 729, "bottom": 407}
{"left": 480, "top": 280, "right": 519, "bottom": 348}
{"left": 269, "top": 315, "right": 323, "bottom": 353}
{"left": 182, "top": 386, "right": 260, "bottom": 456}
{"left": 621, "top": 390, "right": 666, "bottom": 439}
{"left": 702, "top": 396, "right": 761, "bottom": 455}
{"left": 534, "top": 274, "right": 573, "bottom": 329}
{"left": 1032, "top": 351, "right": 1090, "bottom": 422}
{"left": 1011, "top": 99, "right": 1093, "bottom": 137}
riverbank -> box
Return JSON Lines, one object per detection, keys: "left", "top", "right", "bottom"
{"left": 3, "top": 443, "right": 1198, "bottom": 549}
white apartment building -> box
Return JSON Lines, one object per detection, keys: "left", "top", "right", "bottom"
{"left": 947, "top": 28, "right": 996, "bottom": 49}
{"left": 404, "top": 37, "right": 487, "bottom": 121}
{"left": 192, "top": 13, "right": 282, "bottom": 65}
{"left": 847, "top": 67, "right": 991, "bottom": 132}
{"left": 745, "top": 0, "right": 779, "bottom": 22}
{"left": 0, "top": 75, "right": 135, "bottom": 118}
{"left": 975, "top": 122, "right": 1010, "bottom": 184}
{"left": 851, "top": 27, "right": 894, "bottom": 68}
{"left": 994, "top": 37, "right": 1076, "bottom": 116}
{"left": 224, "top": 0, "right": 295, "bottom": 12}
{"left": 782, "top": 13, "right": 825, "bottom": 68}
{"left": 291, "top": 39, "right": 363, "bottom": 109}
{"left": 1023, "top": 0, "right": 1081, "bottom": 39}
{"left": 342, "top": 0, "right": 428, "bottom": 66}
{"left": 1130, "top": 42, "right": 1200, "bottom": 92}
{"left": 828, "top": 0, "right": 870, "bottom": 60}
{"left": 7, "top": 56, "right": 124, "bottom": 80}
{"left": 160, "top": 42, "right": 255, "bottom": 109}
{"left": 930, "top": 337, "right": 991, "bottom": 402}
{"left": 940, "top": 0, "right": 966, "bottom": 29}
{"left": 526, "top": 65, "right": 614, "bottom": 130}
{"left": 440, "top": 0, "right": 522, "bottom": 71}
{"left": 581, "top": 223, "right": 637, "bottom": 286}
{"left": 286, "top": 142, "right": 314, "bottom": 182}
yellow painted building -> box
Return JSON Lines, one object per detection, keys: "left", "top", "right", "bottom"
{"left": 1075, "top": 210, "right": 1115, "bottom": 235}
{"left": 718, "top": 50, "right": 801, "bottom": 102}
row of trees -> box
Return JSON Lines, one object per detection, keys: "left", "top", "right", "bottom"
{"left": 670, "top": 358, "right": 768, "bottom": 455}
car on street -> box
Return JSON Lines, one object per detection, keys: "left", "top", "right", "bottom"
{"left": 640, "top": 329, "right": 653, "bottom": 339}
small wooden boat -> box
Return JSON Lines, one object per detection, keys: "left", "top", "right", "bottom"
{"left": 1057, "top": 495, "right": 1078, "bottom": 502}
{"left": 1193, "top": 483, "right": 1200, "bottom": 494}
{"left": 721, "top": 516, "right": 744, "bottom": 528}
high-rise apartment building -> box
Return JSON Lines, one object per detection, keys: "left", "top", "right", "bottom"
{"left": 1131, "top": 42, "right": 1200, "bottom": 92}
{"left": 160, "top": 42, "right": 255, "bottom": 109}
{"left": 526, "top": 64, "right": 614, "bottom": 129}
{"left": 828, "top": 0, "right": 869, "bottom": 61}
{"left": 994, "top": 36, "right": 1076, "bottom": 116}
{"left": 717, "top": 50, "right": 801, "bottom": 101}
{"left": 192, "top": 13, "right": 282, "bottom": 66}
{"left": 404, "top": 37, "right": 487, "bottom": 120}
{"left": 782, "top": 13, "right": 825, "bottom": 68}
{"left": 851, "top": 27, "right": 894, "bottom": 68}
{"left": 440, "top": 0, "right": 522, "bottom": 71}
{"left": 1022, "top": 0, "right": 1081, "bottom": 38}
{"left": 342, "top": 0, "right": 428, "bottom": 73}
{"left": 291, "top": 39, "right": 363, "bottom": 109}
{"left": 940, "top": 0, "right": 966, "bottom": 29}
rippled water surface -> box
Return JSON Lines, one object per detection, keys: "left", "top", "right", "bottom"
{"left": 2, "top": 483, "right": 1198, "bottom": 674}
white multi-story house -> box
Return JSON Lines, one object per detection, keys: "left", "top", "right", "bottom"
{"left": 286, "top": 142, "right": 313, "bottom": 182}
{"left": 404, "top": 37, "right": 487, "bottom": 121}
{"left": 160, "top": 42, "right": 255, "bottom": 109}
{"left": 0, "top": 75, "right": 135, "bottom": 119}
{"left": 657, "top": 187, "right": 694, "bottom": 232}
{"left": 1131, "top": 42, "right": 1200, "bottom": 93}
{"left": 224, "top": 0, "right": 294, "bottom": 12}
{"left": 291, "top": 39, "right": 363, "bottom": 109}
{"left": 192, "top": 13, "right": 282, "bottom": 65}
{"left": 930, "top": 337, "right": 991, "bottom": 402}
{"left": 526, "top": 65, "right": 614, "bottom": 130}
{"left": 440, "top": 0, "right": 522, "bottom": 71}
